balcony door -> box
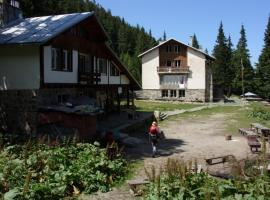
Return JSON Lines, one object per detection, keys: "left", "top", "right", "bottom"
{"left": 78, "top": 53, "right": 92, "bottom": 73}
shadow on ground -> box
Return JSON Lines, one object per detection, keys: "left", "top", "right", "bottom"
{"left": 123, "top": 130, "right": 186, "bottom": 160}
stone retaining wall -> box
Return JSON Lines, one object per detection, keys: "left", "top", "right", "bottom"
{"left": 0, "top": 88, "right": 96, "bottom": 136}
{"left": 135, "top": 89, "right": 206, "bottom": 102}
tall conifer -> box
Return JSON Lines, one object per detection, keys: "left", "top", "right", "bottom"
{"left": 256, "top": 16, "right": 270, "bottom": 99}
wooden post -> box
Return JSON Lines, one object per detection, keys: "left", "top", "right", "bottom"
{"left": 117, "top": 87, "right": 120, "bottom": 112}
{"left": 127, "top": 87, "right": 130, "bottom": 109}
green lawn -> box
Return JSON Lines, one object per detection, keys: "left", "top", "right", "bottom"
{"left": 135, "top": 100, "right": 203, "bottom": 112}
{"left": 163, "top": 102, "right": 270, "bottom": 135}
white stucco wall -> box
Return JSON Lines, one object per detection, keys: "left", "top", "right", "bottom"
{"left": 187, "top": 48, "right": 206, "bottom": 89}
{"left": 100, "top": 74, "right": 129, "bottom": 85}
{"left": 0, "top": 45, "right": 40, "bottom": 89}
{"left": 43, "top": 46, "right": 78, "bottom": 84}
{"left": 141, "top": 48, "right": 160, "bottom": 89}
{"left": 120, "top": 75, "right": 130, "bottom": 84}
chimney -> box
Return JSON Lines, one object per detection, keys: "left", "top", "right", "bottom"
{"left": 0, "top": 0, "right": 22, "bottom": 28}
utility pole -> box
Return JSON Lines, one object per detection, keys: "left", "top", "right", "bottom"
{"left": 241, "top": 58, "right": 244, "bottom": 98}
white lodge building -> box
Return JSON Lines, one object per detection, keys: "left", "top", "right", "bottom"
{"left": 138, "top": 39, "right": 215, "bottom": 102}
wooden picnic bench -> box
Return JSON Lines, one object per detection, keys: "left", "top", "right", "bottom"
{"left": 127, "top": 179, "right": 149, "bottom": 195}
{"left": 205, "top": 155, "right": 234, "bottom": 165}
{"left": 250, "top": 123, "right": 270, "bottom": 138}
{"left": 238, "top": 128, "right": 257, "bottom": 136}
{"left": 247, "top": 135, "right": 261, "bottom": 152}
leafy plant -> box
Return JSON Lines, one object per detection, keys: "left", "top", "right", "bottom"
{"left": 144, "top": 158, "right": 270, "bottom": 199}
{"left": 0, "top": 142, "right": 128, "bottom": 199}
{"left": 248, "top": 105, "right": 270, "bottom": 121}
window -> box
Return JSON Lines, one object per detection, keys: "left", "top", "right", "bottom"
{"left": 179, "top": 90, "right": 185, "bottom": 97}
{"left": 170, "top": 90, "right": 177, "bottom": 97}
{"left": 52, "top": 48, "right": 72, "bottom": 72}
{"left": 166, "top": 45, "right": 172, "bottom": 52}
{"left": 174, "top": 45, "right": 181, "bottom": 53}
{"left": 162, "top": 90, "right": 168, "bottom": 97}
{"left": 174, "top": 60, "right": 181, "bottom": 67}
{"left": 110, "top": 62, "right": 120, "bottom": 76}
{"left": 78, "top": 53, "right": 92, "bottom": 73}
{"left": 97, "top": 58, "right": 107, "bottom": 75}
{"left": 166, "top": 60, "right": 172, "bottom": 66}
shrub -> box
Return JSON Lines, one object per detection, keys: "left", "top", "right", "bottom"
{"left": 0, "top": 142, "right": 127, "bottom": 199}
{"left": 144, "top": 158, "right": 270, "bottom": 199}
{"left": 248, "top": 105, "right": 270, "bottom": 121}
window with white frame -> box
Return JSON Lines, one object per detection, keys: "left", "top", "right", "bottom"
{"left": 162, "top": 90, "right": 169, "bottom": 97}
{"left": 51, "top": 48, "right": 72, "bottom": 71}
{"left": 166, "top": 45, "right": 172, "bottom": 52}
{"left": 174, "top": 45, "right": 181, "bottom": 53}
{"left": 170, "top": 90, "right": 177, "bottom": 97}
{"left": 110, "top": 62, "right": 120, "bottom": 76}
{"left": 97, "top": 58, "right": 107, "bottom": 75}
{"left": 179, "top": 90, "right": 185, "bottom": 97}
{"left": 174, "top": 60, "right": 181, "bottom": 67}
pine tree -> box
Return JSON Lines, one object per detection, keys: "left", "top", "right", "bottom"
{"left": 225, "top": 35, "right": 234, "bottom": 96}
{"left": 232, "top": 25, "right": 254, "bottom": 95}
{"left": 256, "top": 16, "right": 270, "bottom": 99}
{"left": 163, "top": 30, "right": 167, "bottom": 41}
{"left": 212, "top": 22, "right": 229, "bottom": 90}
{"left": 192, "top": 33, "right": 200, "bottom": 49}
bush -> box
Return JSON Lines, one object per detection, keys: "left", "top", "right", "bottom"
{"left": 248, "top": 105, "right": 270, "bottom": 121}
{"left": 144, "top": 158, "right": 270, "bottom": 199}
{"left": 0, "top": 142, "right": 127, "bottom": 199}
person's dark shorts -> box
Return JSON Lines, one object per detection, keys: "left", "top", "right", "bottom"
{"left": 150, "top": 135, "right": 158, "bottom": 145}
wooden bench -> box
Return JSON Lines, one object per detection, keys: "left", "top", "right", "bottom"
{"left": 205, "top": 155, "right": 234, "bottom": 165}
{"left": 247, "top": 135, "right": 261, "bottom": 152}
{"left": 250, "top": 123, "right": 270, "bottom": 138}
{"left": 127, "top": 179, "right": 149, "bottom": 196}
{"left": 238, "top": 128, "right": 256, "bottom": 136}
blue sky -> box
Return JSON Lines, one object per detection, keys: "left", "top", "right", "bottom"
{"left": 95, "top": 0, "right": 270, "bottom": 65}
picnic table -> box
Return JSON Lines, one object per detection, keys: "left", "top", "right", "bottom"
{"left": 250, "top": 123, "right": 270, "bottom": 138}
{"left": 238, "top": 128, "right": 257, "bottom": 136}
{"left": 247, "top": 135, "right": 261, "bottom": 152}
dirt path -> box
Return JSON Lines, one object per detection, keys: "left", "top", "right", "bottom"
{"left": 85, "top": 112, "right": 253, "bottom": 200}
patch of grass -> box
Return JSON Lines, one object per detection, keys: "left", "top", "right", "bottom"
{"left": 161, "top": 102, "right": 270, "bottom": 135}
{"left": 135, "top": 100, "right": 203, "bottom": 112}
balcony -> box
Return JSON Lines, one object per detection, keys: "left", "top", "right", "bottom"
{"left": 78, "top": 72, "right": 101, "bottom": 85}
{"left": 157, "top": 66, "right": 189, "bottom": 74}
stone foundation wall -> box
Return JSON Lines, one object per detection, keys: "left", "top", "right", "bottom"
{"left": 185, "top": 89, "right": 206, "bottom": 102}
{"left": 135, "top": 90, "right": 161, "bottom": 100}
{"left": 135, "top": 89, "right": 206, "bottom": 102}
{"left": 0, "top": 89, "right": 39, "bottom": 135}
{"left": 0, "top": 88, "right": 96, "bottom": 136}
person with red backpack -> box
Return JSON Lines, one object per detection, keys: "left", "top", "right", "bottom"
{"left": 149, "top": 121, "right": 159, "bottom": 157}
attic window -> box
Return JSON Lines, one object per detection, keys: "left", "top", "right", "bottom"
{"left": 166, "top": 45, "right": 172, "bottom": 52}
{"left": 174, "top": 45, "right": 181, "bottom": 53}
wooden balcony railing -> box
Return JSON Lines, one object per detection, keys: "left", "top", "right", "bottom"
{"left": 157, "top": 66, "right": 189, "bottom": 74}
{"left": 78, "top": 72, "right": 101, "bottom": 85}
